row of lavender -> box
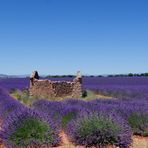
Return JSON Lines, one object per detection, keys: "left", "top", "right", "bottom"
{"left": 0, "top": 87, "right": 148, "bottom": 147}
{"left": 1, "top": 77, "right": 148, "bottom": 100}
{"left": 0, "top": 78, "right": 29, "bottom": 91}
{"left": 83, "top": 76, "right": 148, "bottom": 100}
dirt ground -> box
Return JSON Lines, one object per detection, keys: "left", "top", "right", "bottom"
{"left": 131, "top": 136, "right": 148, "bottom": 148}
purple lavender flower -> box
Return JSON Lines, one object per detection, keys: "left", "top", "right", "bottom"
{"left": 0, "top": 108, "right": 61, "bottom": 147}
{"left": 66, "top": 112, "right": 132, "bottom": 148}
{"left": 32, "top": 99, "right": 63, "bottom": 127}
{"left": 0, "top": 78, "right": 29, "bottom": 91}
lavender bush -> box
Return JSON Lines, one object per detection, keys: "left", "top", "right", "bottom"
{"left": 66, "top": 112, "right": 132, "bottom": 148}
{"left": 128, "top": 112, "right": 148, "bottom": 136}
{"left": 88, "top": 99, "right": 148, "bottom": 136}
{"left": 0, "top": 108, "right": 61, "bottom": 147}
{"left": 115, "top": 100, "right": 148, "bottom": 136}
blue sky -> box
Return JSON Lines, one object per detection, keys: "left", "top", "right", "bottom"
{"left": 0, "top": 0, "right": 148, "bottom": 75}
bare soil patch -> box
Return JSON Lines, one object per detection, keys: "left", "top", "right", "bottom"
{"left": 132, "top": 136, "right": 148, "bottom": 148}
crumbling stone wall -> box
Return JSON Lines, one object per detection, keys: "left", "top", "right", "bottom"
{"left": 29, "top": 71, "right": 82, "bottom": 98}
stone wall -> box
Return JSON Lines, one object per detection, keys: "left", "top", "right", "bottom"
{"left": 29, "top": 71, "right": 82, "bottom": 98}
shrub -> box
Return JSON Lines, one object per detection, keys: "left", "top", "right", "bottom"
{"left": 9, "top": 118, "right": 54, "bottom": 146}
{"left": 0, "top": 108, "right": 61, "bottom": 147}
{"left": 66, "top": 113, "right": 132, "bottom": 148}
{"left": 116, "top": 101, "right": 148, "bottom": 136}
{"left": 10, "top": 89, "right": 33, "bottom": 105}
{"left": 82, "top": 90, "right": 87, "bottom": 98}
{"left": 82, "top": 90, "right": 97, "bottom": 100}
{"left": 128, "top": 112, "right": 148, "bottom": 136}
{"left": 10, "top": 89, "right": 22, "bottom": 100}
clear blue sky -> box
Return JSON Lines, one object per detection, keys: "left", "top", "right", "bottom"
{"left": 0, "top": 0, "right": 148, "bottom": 75}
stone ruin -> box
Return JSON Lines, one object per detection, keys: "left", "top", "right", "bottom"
{"left": 29, "top": 71, "right": 82, "bottom": 98}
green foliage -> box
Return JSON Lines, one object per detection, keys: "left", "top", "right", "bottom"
{"left": 11, "top": 89, "right": 36, "bottom": 105}
{"left": 62, "top": 112, "right": 75, "bottom": 128}
{"left": 128, "top": 112, "right": 148, "bottom": 136}
{"left": 9, "top": 118, "right": 54, "bottom": 147}
{"left": 46, "top": 75, "right": 74, "bottom": 78}
{"left": 66, "top": 113, "right": 132, "bottom": 147}
{"left": 76, "top": 115, "right": 120, "bottom": 144}
{"left": 128, "top": 73, "right": 134, "bottom": 77}
{"left": 82, "top": 90, "right": 97, "bottom": 100}
{"left": 11, "top": 89, "right": 22, "bottom": 100}
{"left": 82, "top": 90, "right": 87, "bottom": 98}
{"left": 140, "top": 73, "right": 148, "bottom": 76}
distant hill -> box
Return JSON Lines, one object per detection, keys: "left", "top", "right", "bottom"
{"left": 0, "top": 74, "right": 30, "bottom": 78}
{"left": 0, "top": 74, "right": 8, "bottom": 78}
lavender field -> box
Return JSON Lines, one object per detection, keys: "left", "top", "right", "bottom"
{"left": 0, "top": 77, "right": 148, "bottom": 148}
